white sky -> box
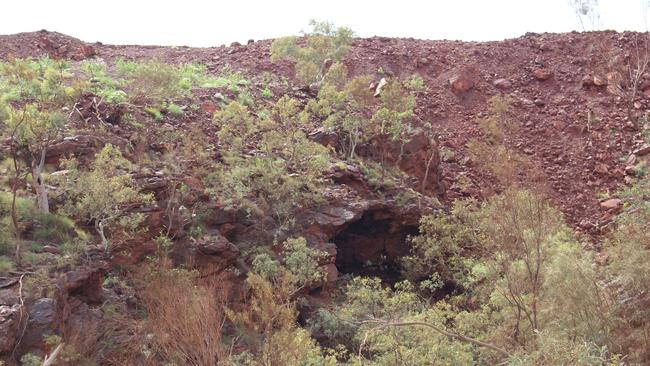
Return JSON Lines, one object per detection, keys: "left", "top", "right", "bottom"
{"left": 1, "top": 0, "right": 648, "bottom": 47}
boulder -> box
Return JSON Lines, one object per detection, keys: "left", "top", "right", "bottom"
{"left": 493, "top": 78, "right": 512, "bottom": 89}
{"left": 308, "top": 127, "right": 339, "bottom": 148}
{"left": 532, "top": 68, "right": 553, "bottom": 81}
{"left": 393, "top": 131, "right": 444, "bottom": 194}
{"left": 173, "top": 233, "right": 240, "bottom": 275}
{"left": 0, "top": 289, "right": 20, "bottom": 354}
{"left": 634, "top": 144, "right": 650, "bottom": 156}
{"left": 46, "top": 134, "right": 128, "bottom": 164}
{"left": 593, "top": 75, "right": 607, "bottom": 86}
{"left": 18, "top": 298, "right": 56, "bottom": 355}
{"left": 600, "top": 198, "right": 622, "bottom": 209}
{"left": 449, "top": 67, "right": 478, "bottom": 93}
{"left": 60, "top": 265, "right": 107, "bottom": 304}
{"left": 594, "top": 163, "right": 609, "bottom": 175}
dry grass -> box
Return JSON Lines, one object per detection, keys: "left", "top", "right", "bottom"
{"left": 133, "top": 260, "right": 231, "bottom": 366}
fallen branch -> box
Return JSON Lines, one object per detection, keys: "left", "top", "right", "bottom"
{"left": 361, "top": 318, "right": 513, "bottom": 358}
{"left": 11, "top": 274, "right": 28, "bottom": 359}
{"left": 42, "top": 343, "right": 63, "bottom": 366}
{"left": 0, "top": 278, "right": 19, "bottom": 289}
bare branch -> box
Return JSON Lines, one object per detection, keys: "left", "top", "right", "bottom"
{"left": 361, "top": 318, "right": 513, "bottom": 358}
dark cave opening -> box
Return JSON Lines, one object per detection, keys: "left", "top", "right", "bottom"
{"left": 332, "top": 210, "right": 419, "bottom": 284}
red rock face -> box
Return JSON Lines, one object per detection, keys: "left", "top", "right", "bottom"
{"left": 2, "top": 30, "right": 644, "bottom": 236}
{"left": 0, "top": 289, "right": 21, "bottom": 355}
{"left": 177, "top": 233, "right": 240, "bottom": 275}
{"left": 1, "top": 29, "right": 648, "bottom": 361}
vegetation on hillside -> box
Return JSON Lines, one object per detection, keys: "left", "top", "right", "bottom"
{"left": 0, "top": 21, "right": 649, "bottom": 366}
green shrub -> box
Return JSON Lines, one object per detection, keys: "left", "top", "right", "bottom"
{"left": 116, "top": 59, "right": 191, "bottom": 103}
{"left": 79, "top": 60, "right": 127, "bottom": 103}
{"left": 606, "top": 176, "right": 650, "bottom": 361}
{"left": 213, "top": 99, "right": 330, "bottom": 235}
{"left": 60, "top": 144, "right": 153, "bottom": 250}
{"left": 144, "top": 106, "right": 163, "bottom": 120}
{"left": 402, "top": 199, "right": 481, "bottom": 291}
{"left": 271, "top": 20, "right": 354, "bottom": 84}
{"left": 31, "top": 213, "right": 86, "bottom": 245}
{"left": 226, "top": 270, "right": 337, "bottom": 366}
{"left": 261, "top": 86, "right": 273, "bottom": 98}
{"left": 407, "top": 75, "right": 425, "bottom": 91}
{"left": 0, "top": 256, "right": 14, "bottom": 273}
{"left": 162, "top": 101, "right": 184, "bottom": 116}
{"left": 199, "top": 65, "right": 249, "bottom": 91}
{"left": 282, "top": 237, "right": 328, "bottom": 287}
{"left": 0, "top": 57, "right": 84, "bottom": 215}
{"left": 19, "top": 353, "right": 42, "bottom": 366}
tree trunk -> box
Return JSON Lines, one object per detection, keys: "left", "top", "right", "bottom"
{"left": 32, "top": 149, "right": 49, "bottom": 214}
{"left": 96, "top": 220, "right": 109, "bottom": 251}
{"left": 11, "top": 177, "right": 21, "bottom": 266}
{"left": 9, "top": 114, "right": 26, "bottom": 265}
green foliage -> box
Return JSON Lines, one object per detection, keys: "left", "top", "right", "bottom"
{"left": 358, "top": 159, "right": 404, "bottom": 189}
{"left": 0, "top": 192, "right": 86, "bottom": 259}
{"left": 116, "top": 59, "right": 184, "bottom": 102}
{"left": 79, "top": 60, "right": 127, "bottom": 103}
{"left": 282, "top": 237, "right": 328, "bottom": 287}
{"left": 199, "top": 65, "right": 249, "bottom": 90}
{"left": 0, "top": 57, "right": 82, "bottom": 104}
{"left": 31, "top": 213, "right": 86, "bottom": 244}
{"left": 308, "top": 62, "right": 418, "bottom": 169}
{"left": 214, "top": 100, "right": 257, "bottom": 153}
{"left": 162, "top": 101, "right": 184, "bottom": 115}
{"left": 308, "top": 189, "right": 620, "bottom": 365}
{"left": 115, "top": 59, "right": 220, "bottom": 103}
{"left": 144, "top": 106, "right": 163, "bottom": 120}
{"left": 60, "top": 144, "right": 153, "bottom": 249}
{"left": 0, "top": 255, "right": 14, "bottom": 273}
{"left": 478, "top": 190, "right": 568, "bottom": 338}
{"left": 407, "top": 75, "right": 425, "bottom": 92}
{"left": 251, "top": 237, "right": 327, "bottom": 289}
{"left": 311, "top": 278, "right": 481, "bottom": 365}
{"left": 20, "top": 353, "right": 43, "bottom": 366}
{"left": 213, "top": 98, "right": 330, "bottom": 235}
{"left": 307, "top": 63, "right": 375, "bottom": 160}
{"left": 0, "top": 56, "right": 71, "bottom": 119}
{"left": 271, "top": 20, "right": 354, "bottom": 84}
{"left": 0, "top": 57, "right": 84, "bottom": 215}
{"left": 606, "top": 175, "right": 650, "bottom": 361}
{"left": 509, "top": 330, "right": 622, "bottom": 366}
{"left": 402, "top": 199, "right": 482, "bottom": 291}
{"left": 227, "top": 271, "right": 337, "bottom": 366}
{"left": 469, "top": 190, "right": 613, "bottom": 358}
{"left": 261, "top": 86, "right": 273, "bottom": 98}
{"left": 467, "top": 94, "right": 529, "bottom": 188}
{"left": 488, "top": 94, "right": 513, "bottom": 117}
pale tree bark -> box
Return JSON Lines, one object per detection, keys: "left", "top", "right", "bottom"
{"left": 9, "top": 113, "right": 26, "bottom": 265}
{"left": 96, "top": 219, "right": 109, "bottom": 251}
{"left": 31, "top": 148, "right": 49, "bottom": 214}
{"left": 42, "top": 343, "right": 62, "bottom": 366}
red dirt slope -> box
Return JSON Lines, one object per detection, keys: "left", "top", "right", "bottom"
{"left": 1, "top": 30, "right": 648, "bottom": 237}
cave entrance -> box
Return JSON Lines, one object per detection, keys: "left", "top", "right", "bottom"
{"left": 332, "top": 210, "right": 418, "bottom": 284}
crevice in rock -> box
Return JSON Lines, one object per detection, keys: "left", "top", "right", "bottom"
{"left": 332, "top": 209, "right": 418, "bottom": 284}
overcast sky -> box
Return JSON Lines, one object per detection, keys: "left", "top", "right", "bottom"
{"left": 1, "top": 0, "right": 648, "bottom": 46}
